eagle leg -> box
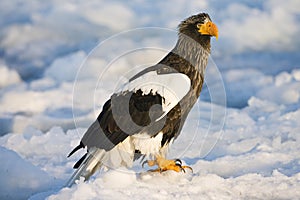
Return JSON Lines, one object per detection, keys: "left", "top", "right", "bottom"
{"left": 142, "top": 156, "right": 193, "bottom": 173}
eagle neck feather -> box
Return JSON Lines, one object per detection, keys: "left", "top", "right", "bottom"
{"left": 173, "top": 33, "right": 210, "bottom": 74}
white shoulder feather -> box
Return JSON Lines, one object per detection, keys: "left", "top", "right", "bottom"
{"left": 120, "top": 71, "right": 191, "bottom": 120}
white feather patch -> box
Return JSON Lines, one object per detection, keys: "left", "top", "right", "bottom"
{"left": 103, "top": 133, "right": 164, "bottom": 168}
{"left": 131, "top": 132, "right": 163, "bottom": 156}
{"left": 120, "top": 71, "right": 191, "bottom": 119}
{"left": 103, "top": 137, "right": 134, "bottom": 168}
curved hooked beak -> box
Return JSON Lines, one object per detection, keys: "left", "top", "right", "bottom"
{"left": 198, "top": 21, "right": 218, "bottom": 40}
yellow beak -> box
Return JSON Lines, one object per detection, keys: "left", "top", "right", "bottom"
{"left": 198, "top": 21, "right": 218, "bottom": 40}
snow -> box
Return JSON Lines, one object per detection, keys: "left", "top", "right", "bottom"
{"left": 0, "top": 0, "right": 300, "bottom": 199}
{"left": 0, "top": 146, "right": 55, "bottom": 200}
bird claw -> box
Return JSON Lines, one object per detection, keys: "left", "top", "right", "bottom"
{"left": 175, "top": 159, "right": 182, "bottom": 165}
{"left": 175, "top": 159, "right": 193, "bottom": 173}
{"left": 142, "top": 157, "right": 193, "bottom": 173}
{"left": 180, "top": 165, "right": 193, "bottom": 173}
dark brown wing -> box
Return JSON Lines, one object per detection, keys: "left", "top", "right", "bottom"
{"left": 81, "top": 89, "right": 165, "bottom": 151}
{"left": 68, "top": 87, "right": 165, "bottom": 158}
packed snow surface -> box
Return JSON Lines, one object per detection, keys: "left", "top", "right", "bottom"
{"left": 0, "top": 0, "right": 300, "bottom": 199}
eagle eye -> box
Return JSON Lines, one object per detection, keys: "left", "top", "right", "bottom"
{"left": 196, "top": 23, "right": 202, "bottom": 29}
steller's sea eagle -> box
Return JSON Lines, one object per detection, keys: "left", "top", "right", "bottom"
{"left": 66, "top": 13, "right": 218, "bottom": 186}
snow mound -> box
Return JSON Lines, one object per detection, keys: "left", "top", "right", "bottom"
{"left": 0, "top": 146, "right": 54, "bottom": 200}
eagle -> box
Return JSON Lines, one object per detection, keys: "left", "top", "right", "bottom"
{"left": 66, "top": 13, "right": 218, "bottom": 186}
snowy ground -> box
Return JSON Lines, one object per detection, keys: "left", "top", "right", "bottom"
{"left": 1, "top": 0, "right": 300, "bottom": 199}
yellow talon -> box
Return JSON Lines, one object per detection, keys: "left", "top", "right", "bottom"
{"left": 180, "top": 165, "right": 193, "bottom": 173}
{"left": 142, "top": 156, "right": 193, "bottom": 173}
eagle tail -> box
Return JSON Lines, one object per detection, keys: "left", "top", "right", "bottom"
{"left": 65, "top": 147, "right": 105, "bottom": 187}
{"left": 67, "top": 141, "right": 85, "bottom": 158}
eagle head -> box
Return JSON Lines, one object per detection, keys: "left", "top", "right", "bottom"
{"left": 178, "top": 13, "right": 218, "bottom": 46}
